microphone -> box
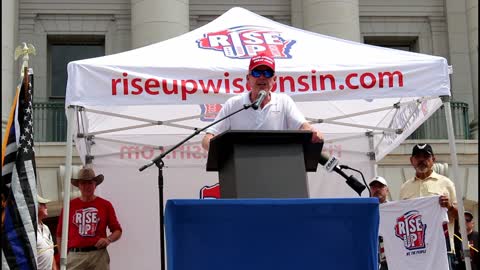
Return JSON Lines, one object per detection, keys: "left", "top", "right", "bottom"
{"left": 319, "top": 153, "right": 366, "bottom": 196}
{"left": 251, "top": 90, "right": 267, "bottom": 110}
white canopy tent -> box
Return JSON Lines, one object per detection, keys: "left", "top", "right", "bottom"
{"left": 61, "top": 7, "right": 471, "bottom": 270}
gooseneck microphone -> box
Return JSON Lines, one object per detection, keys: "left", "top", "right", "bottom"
{"left": 251, "top": 90, "right": 267, "bottom": 110}
{"left": 318, "top": 153, "right": 366, "bottom": 196}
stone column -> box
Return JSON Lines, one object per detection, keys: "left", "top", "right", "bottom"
{"left": 131, "top": 0, "right": 189, "bottom": 49}
{"left": 291, "top": 0, "right": 304, "bottom": 29}
{"left": 445, "top": 0, "right": 475, "bottom": 137}
{"left": 2, "top": 0, "right": 17, "bottom": 138}
{"left": 301, "top": 0, "right": 360, "bottom": 42}
{"left": 466, "top": 0, "right": 478, "bottom": 138}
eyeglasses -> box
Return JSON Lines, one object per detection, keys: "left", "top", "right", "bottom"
{"left": 250, "top": 69, "right": 274, "bottom": 78}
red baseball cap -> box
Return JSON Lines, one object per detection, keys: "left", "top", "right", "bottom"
{"left": 248, "top": 53, "right": 275, "bottom": 71}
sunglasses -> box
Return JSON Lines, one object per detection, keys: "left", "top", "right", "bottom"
{"left": 466, "top": 218, "right": 473, "bottom": 222}
{"left": 250, "top": 69, "right": 274, "bottom": 78}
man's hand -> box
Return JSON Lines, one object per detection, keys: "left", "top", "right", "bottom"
{"left": 94, "top": 238, "right": 111, "bottom": 249}
{"left": 311, "top": 130, "right": 324, "bottom": 143}
{"left": 202, "top": 133, "right": 215, "bottom": 151}
{"left": 439, "top": 195, "right": 450, "bottom": 208}
{"left": 300, "top": 122, "right": 324, "bottom": 143}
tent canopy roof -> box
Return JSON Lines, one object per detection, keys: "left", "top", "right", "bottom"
{"left": 66, "top": 7, "right": 450, "bottom": 107}
{"left": 65, "top": 6, "right": 450, "bottom": 162}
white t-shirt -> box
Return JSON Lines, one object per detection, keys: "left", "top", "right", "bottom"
{"left": 205, "top": 92, "right": 306, "bottom": 135}
{"left": 37, "top": 223, "right": 54, "bottom": 270}
{"left": 379, "top": 196, "right": 449, "bottom": 270}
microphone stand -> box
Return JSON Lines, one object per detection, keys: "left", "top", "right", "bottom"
{"left": 139, "top": 101, "right": 258, "bottom": 270}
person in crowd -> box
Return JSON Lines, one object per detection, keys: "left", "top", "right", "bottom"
{"left": 37, "top": 195, "right": 58, "bottom": 270}
{"left": 454, "top": 211, "right": 479, "bottom": 270}
{"left": 201, "top": 53, "right": 323, "bottom": 150}
{"left": 369, "top": 176, "right": 389, "bottom": 204}
{"left": 399, "top": 143, "right": 458, "bottom": 269}
{"left": 369, "top": 176, "right": 389, "bottom": 270}
{"left": 56, "top": 167, "right": 122, "bottom": 270}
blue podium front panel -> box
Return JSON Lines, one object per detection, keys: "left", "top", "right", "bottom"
{"left": 165, "top": 198, "right": 379, "bottom": 270}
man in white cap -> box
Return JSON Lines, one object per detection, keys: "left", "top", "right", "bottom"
{"left": 56, "top": 167, "right": 122, "bottom": 270}
{"left": 369, "top": 176, "right": 389, "bottom": 270}
{"left": 37, "top": 195, "right": 58, "bottom": 270}
{"left": 202, "top": 52, "right": 323, "bottom": 150}
{"left": 369, "top": 176, "right": 389, "bottom": 204}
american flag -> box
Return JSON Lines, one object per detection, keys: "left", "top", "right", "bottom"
{"left": 1, "top": 69, "right": 38, "bottom": 270}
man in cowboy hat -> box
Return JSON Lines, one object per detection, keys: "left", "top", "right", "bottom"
{"left": 37, "top": 195, "right": 58, "bottom": 270}
{"left": 56, "top": 167, "right": 122, "bottom": 270}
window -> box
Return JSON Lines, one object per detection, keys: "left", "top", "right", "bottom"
{"left": 47, "top": 35, "right": 105, "bottom": 99}
{"left": 363, "top": 36, "right": 418, "bottom": 52}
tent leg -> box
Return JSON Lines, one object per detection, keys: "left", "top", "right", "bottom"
{"left": 59, "top": 106, "right": 76, "bottom": 270}
{"left": 442, "top": 97, "right": 472, "bottom": 270}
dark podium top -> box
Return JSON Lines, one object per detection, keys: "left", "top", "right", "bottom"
{"left": 206, "top": 130, "right": 322, "bottom": 172}
{"left": 206, "top": 130, "right": 323, "bottom": 198}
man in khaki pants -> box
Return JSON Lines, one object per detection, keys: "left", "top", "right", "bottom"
{"left": 57, "top": 167, "right": 122, "bottom": 270}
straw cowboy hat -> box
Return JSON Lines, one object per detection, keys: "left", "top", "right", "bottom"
{"left": 71, "top": 167, "right": 104, "bottom": 187}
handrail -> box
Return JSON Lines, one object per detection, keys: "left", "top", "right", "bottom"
{"left": 33, "top": 101, "right": 66, "bottom": 142}
{"left": 409, "top": 101, "right": 470, "bottom": 140}
{"left": 32, "top": 101, "right": 471, "bottom": 142}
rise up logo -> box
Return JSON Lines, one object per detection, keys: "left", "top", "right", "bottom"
{"left": 395, "top": 210, "right": 427, "bottom": 251}
{"left": 197, "top": 25, "right": 295, "bottom": 59}
{"left": 200, "top": 104, "right": 223, "bottom": 122}
{"left": 73, "top": 207, "right": 99, "bottom": 237}
{"left": 199, "top": 183, "right": 220, "bottom": 199}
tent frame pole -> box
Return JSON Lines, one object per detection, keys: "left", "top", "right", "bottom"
{"left": 442, "top": 96, "right": 471, "bottom": 270}
{"left": 59, "top": 106, "right": 77, "bottom": 270}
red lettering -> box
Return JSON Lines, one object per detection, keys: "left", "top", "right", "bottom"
{"left": 131, "top": 78, "right": 143, "bottom": 95}
{"left": 181, "top": 80, "right": 198, "bottom": 100}
{"left": 198, "top": 79, "right": 222, "bottom": 94}
{"left": 345, "top": 73, "right": 359, "bottom": 89}
{"left": 224, "top": 72, "right": 230, "bottom": 93}
{"left": 109, "top": 70, "right": 405, "bottom": 99}
{"left": 311, "top": 70, "right": 317, "bottom": 91}
{"left": 112, "top": 78, "right": 121, "bottom": 95}
{"left": 141, "top": 146, "right": 154, "bottom": 159}
{"left": 360, "top": 72, "right": 376, "bottom": 89}
{"left": 378, "top": 71, "right": 403, "bottom": 87}
{"left": 145, "top": 79, "right": 160, "bottom": 95}
{"left": 279, "top": 76, "right": 295, "bottom": 92}
{"left": 122, "top": 73, "right": 129, "bottom": 95}
{"left": 162, "top": 79, "right": 178, "bottom": 94}
{"left": 297, "top": 75, "right": 309, "bottom": 91}
{"left": 319, "top": 74, "right": 336, "bottom": 90}
{"left": 232, "top": 78, "right": 245, "bottom": 93}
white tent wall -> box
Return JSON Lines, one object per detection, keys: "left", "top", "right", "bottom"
{"left": 61, "top": 7, "right": 463, "bottom": 270}
{"left": 62, "top": 98, "right": 444, "bottom": 269}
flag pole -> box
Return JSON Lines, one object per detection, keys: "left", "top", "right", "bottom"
{"left": 23, "top": 67, "right": 29, "bottom": 101}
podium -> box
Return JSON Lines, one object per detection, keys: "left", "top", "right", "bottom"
{"left": 165, "top": 198, "right": 379, "bottom": 270}
{"left": 206, "top": 130, "right": 323, "bottom": 198}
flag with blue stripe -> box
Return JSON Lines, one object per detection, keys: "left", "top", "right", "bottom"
{"left": 1, "top": 70, "right": 38, "bottom": 270}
